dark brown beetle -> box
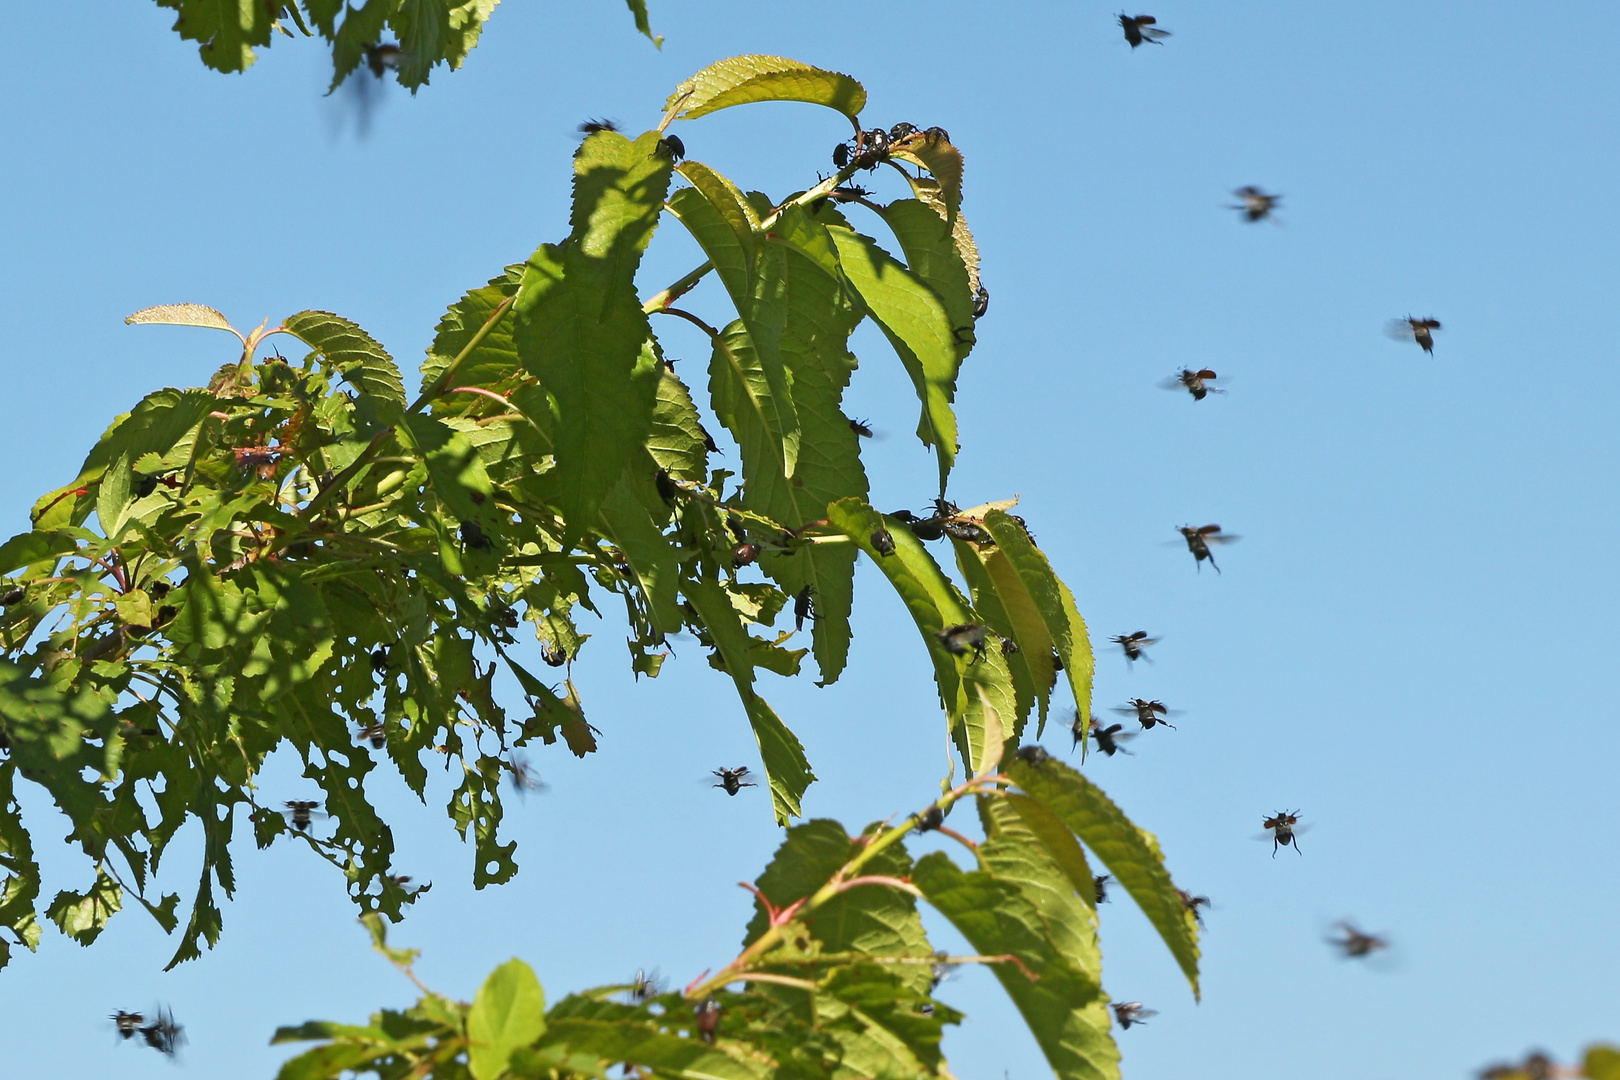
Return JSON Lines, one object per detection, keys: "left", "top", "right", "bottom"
{"left": 112, "top": 1011, "right": 144, "bottom": 1040}
{"left": 870, "top": 528, "right": 896, "bottom": 557}
{"left": 1263, "top": 810, "right": 1303, "bottom": 856}
{"left": 1178, "top": 889, "right": 1210, "bottom": 925}
{"left": 1089, "top": 721, "right": 1135, "bottom": 756}
{"left": 695, "top": 998, "right": 720, "bottom": 1044}
{"left": 732, "top": 542, "right": 761, "bottom": 569}
{"left": 1161, "top": 368, "right": 1224, "bottom": 401}
{"left": 937, "top": 622, "right": 989, "bottom": 661}
{"left": 579, "top": 119, "right": 619, "bottom": 134}
{"left": 713, "top": 766, "right": 756, "bottom": 796}
{"left": 1111, "top": 1001, "right": 1158, "bottom": 1028}
{"left": 1388, "top": 316, "right": 1442, "bottom": 354}
{"left": 1118, "top": 14, "right": 1170, "bottom": 47}
{"left": 284, "top": 800, "right": 323, "bottom": 832}
{"left": 1109, "top": 631, "right": 1158, "bottom": 664}
{"left": 358, "top": 721, "right": 387, "bottom": 749}
{"left": 1177, "top": 524, "right": 1237, "bottom": 573}
{"left": 366, "top": 43, "right": 401, "bottom": 78}
{"left": 794, "top": 587, "right": 814, "bottom": 631}
{"left": 657, "top": 135, "right": 686, "bottom": 162}
{"left": 138, "top": 1006, "right": 185, "bottom": 1055}
{"left": 849, "top": 417, "right": 874, "bottom": 438}
{"left": 1114, "top": 698, "right": 1176, "bottom": 730}
{"left": 972, "top": 285, "right": 990, "bottom": 319}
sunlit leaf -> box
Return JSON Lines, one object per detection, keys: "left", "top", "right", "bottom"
{"left": 666, "top": 55, "right": 865, "bottom": 122}
{"left": 467, "top": 958, "right": 547, "bottom": 1080}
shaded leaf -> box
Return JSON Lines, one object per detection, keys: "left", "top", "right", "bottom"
{"left": 513, "top": 130, "right": 672, "bottom": 542}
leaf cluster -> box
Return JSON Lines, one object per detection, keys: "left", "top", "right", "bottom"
{"left": 276, "top": 760, "right": 1200, "bottom": 1080}
{"left": 0, "top": 57, "right": 1091, "bottom": 973}
{"left": 149, "top": 1, "right": 661, "bottom": 89}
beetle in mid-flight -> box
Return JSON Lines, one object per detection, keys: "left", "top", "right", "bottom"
{"left": 283, "top": 800, "right": 323, "bottom": 832}
{"left": 1114, "top": 698, "right": 1176, "bottom": 730}
{"left": 1161, "top": 368, "right": 1224, "bottom": 401}
{"left": 1110, "top": 631, "right": 1158, "bottom": 664}
{"left": 1330, "top": 921, "right": 1389, "bottom": 958}
{"left": 1111, "top": 1001, "right": 1159, "bottom": 1029}
{"left": 1263, "top": 810, "right": 1303, "bottom": 856}
{"left": 1178, "top": 889, "right": 1211, "bottom": 925}
{"left": 1388, "top": 316, "right": 1442, "bottom": 354}
{"left": 937, "top": 623, "right": 989, "bottom": 662}
{"left": 1090, "top": 721, "right": 1135, "bottom": 756}
{"left": 1118, "top": 14, "right": 1170, "bottom": 48}
{"left": 1229, "top": 186, "right": 1281, "bottom": 222}
{"left": 1177, "top": 524, "right": 1237, "bottom": 573}
{"left": 713, "top": 767, "right": 756, "bottom": 796}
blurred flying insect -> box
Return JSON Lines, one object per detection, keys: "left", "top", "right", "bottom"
{"left": 358, "top": 721, "right": 387, "bottom": 749}
{"left": 1263, "top": 810, "right": 1303, "bottom": 856}
{"left": 1094, "top": 874, "right": 1112, "bottom": 903}
{"left": 1178, "top": 889, "right": 1210, "bottom": 925}
{"left": 849, "top": 418, "right": 874, "bottom": 438}
{"left": 365, "top": 43, "right": 401, "bottom": 78}
{"left": 629, "top": 968, "right": 664, "bottom": 1003}
{"left": 937, "top": 623, "right": 989, "bottom": 662}
{"left": 1114, "top": 698, "right": 1176, "bottom": 730}
{"left": 508, "top": 754, "right": 547, "bottom": 796}
{"left": 1387, "top": 315, "right": 1442, "bottom": 354}
{"left": 713, "top": 766, "right": 756, "bottom": 796}
{"left": 1161, "top": 368, "right": 1224, "bottom": 401}
{"left": 112, "top": 1011, "right": 144, "bottom": 1040}
{"left": 930, "top": 951, "right": 960, "bottom": 989}
{"left": 1177, "top": 524, "right": 1237, "bottom": 574}
{"left": 1329, "top": 921, "right": 1389, "bottom": 958}
{"left": 1228, "top": 186, "right": 1281, "bottom": 223}
{"left": 1089, "top": 721, "right": 1135, "bottom": 756}
{"left": 139, "top": 1006, "right": 185, "bottom": 1056}
{"left": 283, "top": 800, "right": 323, "bottom": 832}
{"left": 1111, "top": 1001, "right": 1158, "bottom": 1029}
{"left": 1110, "top": 631, "right": 1158, "bottom": 664}
{"left": 579, "top": 119, "right": 619, "bottom": 134}
{"left": 1016, "top": 744, "right": 1052, "bottom": 765}
{"left": 1118, "top": 13, "right": 1170, "bottom": 47}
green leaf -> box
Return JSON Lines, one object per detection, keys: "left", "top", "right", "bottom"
{"left": 1005, "top": 754, "right": 1200, "bottom": 998}
{"left": 702, "top": 232, "right": 867, "bottom": 683}
{"left": 421, "top": 266, "right": 525, "bottom": 414}
{"left": 984, "top": 510, "right": 1094, "bottom": 742}
{"left": 283, "top": 310, "right": 407, "bottom": 405}
{"left": 0, "top": 761, "right": 43, "bottom": 969}
{"left": 875, "top": 200, "right": 976, "bottom": 360}
{"left": 398, "top": 414, "right": 497, "bottom": 527}
{"left": 513, "top": 130, "right": 673, "bottom": 542}
{"left": 153, "top": 0, "right": 276, "bottom": 73}
{"left": 47, "top": 869, "right": 123, "bottom": 946}
{"left": 665, "top": 55, "right": 866, "bottom": 122}
{"left": 36, "top": 387, "right": 219, "bottom": 531}
{"left": 914, "top": 848, "right": 1117, "bottom": 1080}
{"left": 597, "top": 470, "right": 683, "bottom": 636}
{"left": 468, "top": 957, "right": 548, "bottom": 1080}
{"left": 647, "top": 368, "right": 710, "bottom": 482}
{"left": 387, "top": 0, "right": 501, "bottom": 90}
{"left": 683, "top": 574, "right": 814, "bottom": 824}
{"left": 826, "top": 499, "right": 1016, "bottom": 774}
{"left": 825, "top": 225, "right": 960, "bottom": 489}
{"left": 531, "top": 1018, "right": 767, "bottom": 1080}
{"left": 623, "top": 0, "right": 662, "bottom": 46}
{"left": 743, "top": 820, "right": 933, "bottom": 981}
{"left": 670, "top": 187, "right": 800, "bottom": 477}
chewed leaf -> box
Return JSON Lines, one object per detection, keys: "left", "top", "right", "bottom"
{"left": 891, "top": 134, "right": 964, "bottom": 223}
{"left": 665, "top": 55, "right": 866, "bottom": 122}
{"left": 124, "top": 303, "right": 242, "bottom": 339}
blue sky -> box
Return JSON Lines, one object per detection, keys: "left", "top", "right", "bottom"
{"left": 3, "top": 2, "right": 1618, "bottom": 1077}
